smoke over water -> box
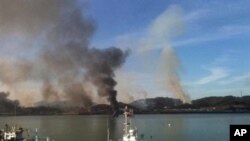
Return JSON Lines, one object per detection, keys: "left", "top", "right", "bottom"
{"left": 0, "top": 0, "right": 128, "bottom": 113}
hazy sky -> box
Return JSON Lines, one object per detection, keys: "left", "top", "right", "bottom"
{"left": 85, "top": 0, "right": 250, "bottom": 99}
{"left": 0, "top": 0, "right": 249, "bottom": 104}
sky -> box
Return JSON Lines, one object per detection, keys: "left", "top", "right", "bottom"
{"left": 84, "top": 0, "right": 250, "bottom": 100}
{"left": 0, "top": 0, "right": 249, "bottom": 105}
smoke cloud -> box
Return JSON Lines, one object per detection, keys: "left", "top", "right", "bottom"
{"left": 0, "top": 91, "right": 20, "bottom": 113}
{"left": 0, "top": 0, "right": 129, "bottom": 112}
{"left": 137, "top": 5, "right": 191, "bottom": 103}
{"left": 138, "top": 5, "right": 184, "bottom": 53}
{"left": 159, "top": 46, "right": 191, "bottom": 103}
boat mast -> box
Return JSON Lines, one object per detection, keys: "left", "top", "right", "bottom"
{"left": 107, "top": 119, "right": 111, "bottom": 141}
{"left": 124, "top": 106, "right": 129, "bottom": 135}
{"left": 107, "top": 127, "right": 110, "bottom": 141}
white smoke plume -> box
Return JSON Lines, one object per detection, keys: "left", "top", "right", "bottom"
{"left": 136, "top": 5, "right": 191, "bottom": 103}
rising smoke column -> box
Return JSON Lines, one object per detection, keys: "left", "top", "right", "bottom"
{"left": 0, "top": 0, "right": 129, "bottom": 113}
{"left": 159, "top": 46, "right": 191, "bottom": 103}
{"left": 136, "top": 5, "right": 191, "bottom": 103}
{"left": 85, "top": 48, "right": 129, "bottom": 115}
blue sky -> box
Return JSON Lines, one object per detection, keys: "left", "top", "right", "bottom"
{"left": 84, "top": 0, "right": 250, "bottom": 100}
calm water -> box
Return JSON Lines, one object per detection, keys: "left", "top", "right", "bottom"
{"left": 0, "top": 114, "right": 250, "bottom": 141}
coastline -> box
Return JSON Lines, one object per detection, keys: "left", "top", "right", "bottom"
{"left": 1, "top": 111, "right": 250, "bottom": 117}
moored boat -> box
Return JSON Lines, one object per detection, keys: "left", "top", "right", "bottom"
{"left": 121, "top": 106, "right": 138, "bottom": 141}
{"left": 0, "top": 124, "right": 52, "bottom": 141}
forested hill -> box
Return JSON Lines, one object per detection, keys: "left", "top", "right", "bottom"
{"left": 1, "top": 91, "right": 250, "bottom": 115}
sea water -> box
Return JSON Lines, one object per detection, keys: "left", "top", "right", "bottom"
{"left": 0, "top": 114, "right": 250, "bottom": 141}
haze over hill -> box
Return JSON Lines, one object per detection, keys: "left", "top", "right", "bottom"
{"left": 1, "top": 91, "right": 250, "bottom": 115}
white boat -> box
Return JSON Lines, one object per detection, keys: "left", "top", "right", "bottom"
{"left": 0, "top": 124, "right": 52, "bottom": 141}
{"left": 107, "top": 106, "right": 139, "bottom": 141}
{"left": 121, "top": 106, "right": 138, "bottom": 141}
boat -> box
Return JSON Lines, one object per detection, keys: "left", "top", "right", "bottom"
{"left": 0, "top": 96, "right": 53, "bottom": 141}
{"left": 121, "top": 106, "right": 138, "bottom": 141}
{"left": 0, "top": 124, "right": 53, "bottom": 141}
{"left": 107, "top": 106, "right": 139, "bottom": 141}
{"left": 0, "top": 124, "right": 24, "bottom": 141}
{"left": 107, "top": 106, "right": 153, "bottom": 141}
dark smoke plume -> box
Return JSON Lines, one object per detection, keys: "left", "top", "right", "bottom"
{"left": 0, "top": 91, "right": 20, "bottom": 113}
{"left": 0, "top": 0, "right": 128, "bottom": 115}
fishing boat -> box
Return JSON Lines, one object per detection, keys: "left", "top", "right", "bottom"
{"left": 0, "top": 124, "right": 23, "bottom": 141}
{"left": 121, "top": 106, "right": 138, "bottom": 141}
{"left": 107, "top": 106, "right": 139, "bottom": 141}
{"left": 0, "top": 124, "right": 53, "bottom": 141}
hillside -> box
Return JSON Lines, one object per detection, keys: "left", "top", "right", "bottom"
{"left": 1, "top": 91, "right": 250, "bottom": 115}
